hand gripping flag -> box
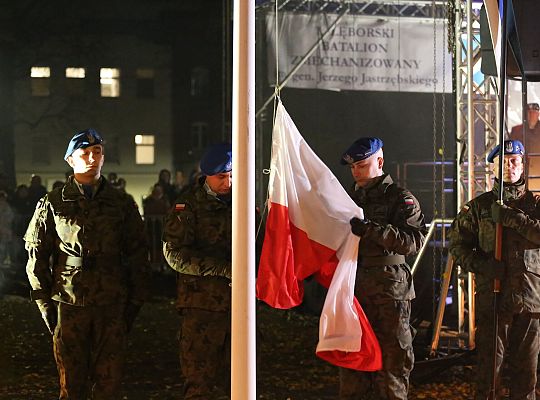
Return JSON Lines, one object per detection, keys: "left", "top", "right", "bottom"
{"left": 256, "top": 100, "right": 382, "bottom": 371}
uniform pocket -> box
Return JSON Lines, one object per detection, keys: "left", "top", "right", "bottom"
{"left": 524, "top": 249, "right": 540, "bottom": 275}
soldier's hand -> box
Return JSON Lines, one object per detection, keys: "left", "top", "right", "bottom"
{"left": 491, "top": 202, "right": 523, "bottom": 227}
{"left": 487, "top": 257, "right": 505, "bottom": 280}
{"left": 491, "top": 202, "right": 508, "bottom": 224}
{"left": 350, "top": 217, "right": 371, "bottom": 237}
{"left": 35, "top": 299, "right": 57, "bottom": 335}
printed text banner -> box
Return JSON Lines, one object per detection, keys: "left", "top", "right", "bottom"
{"left": 267, "top": 13, "right": 452, "bottom": 93}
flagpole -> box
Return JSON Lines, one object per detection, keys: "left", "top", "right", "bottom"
{"left": 232, "top": 0, "right": 256, "bottom": 399}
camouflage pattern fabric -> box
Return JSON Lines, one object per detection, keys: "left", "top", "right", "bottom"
{"left": 340, "top": 300, "right": 414, "bottom": 400}
{"left": 163, "top": 179, "right": 233, "bottom": 396}
{"left": 340, "top": 174, "right": 426, "bottom": 400}
{"left": 24, "top": 176, "right": 150, "bottom": 398}
{"left": 163, "top": 180, "right": 232, "bottom": 311}
{"left": 474, "top": 293, "right": 540, "bottom": 399}
{"left": 448, "top": 178, "right": 540, "bottom": 399}
{"left": 54, "top": 302, "right": 127, "bottom": 400}
{"left": 179, "top": 308, "right": 231, "bottom": 399}
{"left": 25, "top": 176, "right": 150, "bottom": 306}
{"left": 163, "top": 180, "right": 232, "bottom": 281}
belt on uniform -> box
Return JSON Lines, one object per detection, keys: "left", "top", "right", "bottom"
{"left": 63, "top": 255, "right": 83, "bottom": 267}
{"left": 359, "top": 255, "right": 406, "bottom": 267}
{"left": 58, "top": 253, "right": 120, "bottom": 268}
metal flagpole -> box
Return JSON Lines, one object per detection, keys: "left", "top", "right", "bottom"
{"left": 232, "top": 0, "right": 256, "bottom": 399}
{"left": 490, "top": 0, "right": 508, "bottom": 398}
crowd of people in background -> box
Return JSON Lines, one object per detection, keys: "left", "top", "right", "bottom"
{"left": 0, "top": 165, "right": 203, "bottom": 277}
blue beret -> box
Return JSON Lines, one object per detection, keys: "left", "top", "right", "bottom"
{"left": 340, "top": 137, "right": 384, "bottom": 165}
{"left": 487, "top": 140, "right": 525, "bottom": 163}
{"left": 64, "top": 128, "right": 104, "bottom": 160}
{"left": 200, "top": 143, "right": 232, "bottom": 176}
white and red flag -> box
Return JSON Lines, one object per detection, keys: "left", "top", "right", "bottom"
{"left": 256, "top": 100, "right": 382, "bottom": 371}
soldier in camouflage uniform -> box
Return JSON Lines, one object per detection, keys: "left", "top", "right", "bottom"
{"left": 339, "top": 137, "right": 427, "bottom": 400}
{"left": 163, "top": 143, "right": 233, "bottom": 400}
{"left": 449, "top": 139, "right": 540, "bottom": 399}
{"left": 25, "top": 128, "right": 150, "bottom": 400}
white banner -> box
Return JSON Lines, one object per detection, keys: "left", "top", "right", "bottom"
{"left": 266, "top": 13, "right": 452, "bottom": 93}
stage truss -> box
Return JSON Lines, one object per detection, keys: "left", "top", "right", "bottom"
{"left": 256, "top": 0, "right": 497, "bottom": 205}
{"left": 256, "top": 0, "right": 500, "bottom": 352}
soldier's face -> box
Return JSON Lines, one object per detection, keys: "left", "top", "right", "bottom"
{"left": 206, "top": 172, "right": 232, "bottom": 195}
{"left": 528, "top": 109, "right": 539, "bottom": 124}
{"left": 492, "top": 154, "right": 523, "bottom": 183}
{"left": 350, "top": 152, "right": 384, "bottom": 187}
{"left": 67, "top": 145, "right": 104, "bottom": 179}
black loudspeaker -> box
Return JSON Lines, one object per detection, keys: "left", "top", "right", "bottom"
{"left": 512, "top": 0, "right": 540, "bottom": 80}
{"left": 480, "top": 0, "right": 540, "bottom": 81}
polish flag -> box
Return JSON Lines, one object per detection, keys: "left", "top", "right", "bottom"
{"left": 256, "top": 101, "right": 382, "bottom": 371}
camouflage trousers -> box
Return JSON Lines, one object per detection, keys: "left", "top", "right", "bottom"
{"left": 179, "top": 308, "right": 231, "bottom": 400}
{"left": 53, "top": 302, "right": 127, "bottom": 400}
{"left": 474, "top": 294, "right": 540, "bottom": 400}
{"left": 339, "top": 299, "right": 414, "bottom": 400}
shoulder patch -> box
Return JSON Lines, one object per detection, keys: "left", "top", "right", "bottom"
{"left": 404, "top": 198, "right": 414, "bottom": 206}
{"left": 175, "top": 203, "right": 186, "bottom": 211}
{"left": 461, "top": 204, "right": 470, "bottom": 212}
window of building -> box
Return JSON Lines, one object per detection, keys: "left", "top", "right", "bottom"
{"left": 66, "top": 67, "right": 85, "bottom": 78}
{"left": 136, "top": 68, "right": 155, "bottom": 98}
{"left": 135, "top": 134, "right": 155, "bottom": 164}
{"left": 65, "top": 67, "right": 85, "bottom": 96}
{"left": 190, "top": 67, "right": 209, "bottom": 97}
{"left": 190, "top": 121, "right": 208, "bottom": 150}
{"left": 30, "top": 66, "right": 50, "bottom": 96}
{"left": 100, "top": 68, "right": 120, "bottom": 97}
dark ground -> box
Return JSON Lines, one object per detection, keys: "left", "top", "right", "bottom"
{"left": 0, "top": 267, "right": 475, "bottom": 400}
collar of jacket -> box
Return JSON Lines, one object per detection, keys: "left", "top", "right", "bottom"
{"left": 492, "top": 177, "right": 526, "bottom": 202}
{"left": 352, "top": 173, "right": 393, "bottom": 196}
{"left": 62, "top": 176, "right": 108, "bottom": 202}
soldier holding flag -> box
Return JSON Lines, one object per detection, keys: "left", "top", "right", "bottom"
{"left": 340, "top": 137, "right": 427, "bottom": 400}
{"left": 449, "top": 139, "right": 540, "bottom": 399}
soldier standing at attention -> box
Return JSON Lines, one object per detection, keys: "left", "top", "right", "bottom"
{"left": 25, "top": 128, "right": 150, "bottom": 399}
{"left": 449, "top": 140, "right": 540, "bottom": 399}
{"left": 339, "top": 137, "right": 427, "bottom": 400}
{"left": 163, "top": 142, "right": 233, "bottom": 400}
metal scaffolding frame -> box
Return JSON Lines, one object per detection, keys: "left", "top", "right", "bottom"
{"left": 256, "top": 0, "right": 447, "bottom": 18}
{"left": 446, "top": 0, "right": 499, "bottom": 352}
{"left": 256, "top": 0, "right": 496, "bottom": 353}
{"left": 454, "top": 0, "right": 498, "bottom": 209}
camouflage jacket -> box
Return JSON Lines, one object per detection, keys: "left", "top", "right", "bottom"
{"left": 449, "top": 179, "right": 540, "bottom": 314}
{"left": 349, "top": 174, "right": 427, "bottom": 301}
{"left": 24, "top": 176, "right": 150, "bottom": 307}
{"left": 163, "top": 180, "right": 232, "bottom": 311}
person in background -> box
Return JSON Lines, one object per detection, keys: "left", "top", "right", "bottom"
{"left": 509, "top": 102, "right": 540, "bottom": 191}
{"left": 10, "top": 185, "right": 34, "bottom": 267}
{"left": 25, "top": 128, "right": 150, "bottom": 399}
{"left": 339, "top": 137, "right": 426, "bottom": 400}
{"left": 173, "top": 170, "right": 187, "bottom": 198}
{"left": 27, "top": 174, "right": 47, "bottom": 207}
{"left": 144, "top": 184, "right": 171, "bottom": 270}
{"left": 0, "top": 191, "right": 14, "bottom": 265}
{"left": 163, "top": 143, "right": 233, "bottom": 400}
{"left": 449, "top": 140, "right": 540, "bottom": 399}
{"left": 156, "top": 169, "right": 176, "bottom": 205}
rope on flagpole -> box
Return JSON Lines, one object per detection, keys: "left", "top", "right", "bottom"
{"left": 258, "top": 0, "right": 283, "bottom": 237}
